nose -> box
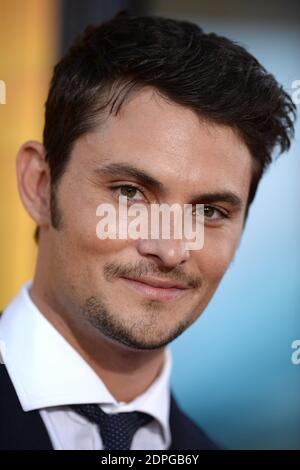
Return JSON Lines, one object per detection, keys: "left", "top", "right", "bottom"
{"left": 136, "top": 238, "right": 190, "bottom": 269}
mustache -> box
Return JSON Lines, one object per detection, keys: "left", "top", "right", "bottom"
{"left": 103, "top": 261, "right": 202, "bottom": 289}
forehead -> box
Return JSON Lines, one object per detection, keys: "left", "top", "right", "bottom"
{"left": 75, "top": 87, "right": 253, "bottom": 200}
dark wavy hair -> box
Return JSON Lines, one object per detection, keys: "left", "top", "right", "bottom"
{"left": 39, "top": 11, "right": 296, "bottom": 239}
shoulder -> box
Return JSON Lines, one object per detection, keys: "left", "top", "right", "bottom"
{"left": 0, "top": 364, "right": 53, "bottom": 450}
{"left": 169, "top": 392, "right": 221, "bottom": 450}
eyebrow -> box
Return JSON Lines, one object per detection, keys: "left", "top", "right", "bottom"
{"left": 94, "top": 162, "right": 166, "bottom": 194}
{"left": 94, "top": 162, "right": 243, "bottom": 209}
{"left": 189, "top": 191, "right": 243, "bottom": 209}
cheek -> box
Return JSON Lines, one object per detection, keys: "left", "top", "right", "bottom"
{"left": 63, "top": 219, "right": 132, "bottom": 264}
{"left": 195, "top": 228, "right": 241, "bottom": 285}
{"left": 59, "top": 179, "right": 136, "bottom": 259}
{"left": 52, "top": 193, "right": 133, "bottom": 283}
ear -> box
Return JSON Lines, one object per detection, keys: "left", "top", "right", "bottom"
{"left": 16, "top": 140, "right": 51, "bottom": 228}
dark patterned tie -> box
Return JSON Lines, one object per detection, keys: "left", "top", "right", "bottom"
{"left": 70, "top": 404, "right": 153, "bottom": 450}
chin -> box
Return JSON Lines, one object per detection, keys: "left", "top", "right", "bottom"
{"left": 112, "top": 335, "right": 173, "bottom": 351}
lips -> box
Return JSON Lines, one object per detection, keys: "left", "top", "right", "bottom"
{"left": 121, "top": 276, "right": 188, "bottom": 289}
{"left": 120, "top": 276, "right": 189, "bottom": 301}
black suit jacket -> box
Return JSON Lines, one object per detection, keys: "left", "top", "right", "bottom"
{"left": 0, "top": 364, "right": 219, "bottom": 450}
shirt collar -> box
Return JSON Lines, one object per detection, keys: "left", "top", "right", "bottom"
{"left": 0, "top": 282, "right": 172, "bottom": 446}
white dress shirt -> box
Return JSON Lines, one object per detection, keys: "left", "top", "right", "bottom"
{"left": 0, "top": 282, "right": 172, "bottom": 450}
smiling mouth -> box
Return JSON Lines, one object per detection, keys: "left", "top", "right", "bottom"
{"left": 119, "top": 276, "right": 190, "bottom": 301}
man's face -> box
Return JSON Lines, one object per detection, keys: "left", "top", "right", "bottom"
{"left": 44, "top": 88, "right": 253, "bottom": 350}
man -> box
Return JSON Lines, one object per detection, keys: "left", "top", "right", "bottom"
{"left": 0, "top": 12, "right": 296, "bottom": 450}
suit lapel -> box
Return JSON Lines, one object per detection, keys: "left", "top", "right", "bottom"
{"left": 168, "top": 393, "right": 219, "bottom": 450}
{"left": 0, "top": 364, "right": 53, "bottom": 450}
{"left": 0, "top": 364, "right": 217, "bottom": 450}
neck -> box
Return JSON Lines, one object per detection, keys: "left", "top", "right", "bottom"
{"left": 29, "top": 282, "right": 166, "bottom": 403}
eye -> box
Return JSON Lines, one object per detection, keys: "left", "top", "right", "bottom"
{"left": 110, "top": 184, "right": 146, "bottom": 202}
{"left": 204, "top": 205, "right": 226, "bottom": 219}
{"left": 193, "top": 205, "right": 228, "bottom": 221}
